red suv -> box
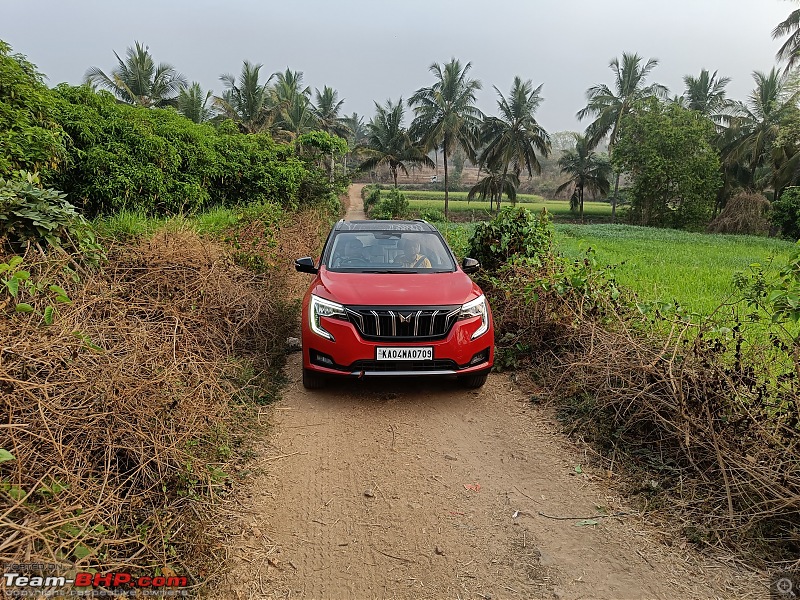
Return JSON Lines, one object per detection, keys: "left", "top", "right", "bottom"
{"left": 295, "top": 220, "right": 494, "bottom": 389}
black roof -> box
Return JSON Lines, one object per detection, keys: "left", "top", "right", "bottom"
{"left": 334, "top": 220, "right": 436, "bottom": 232}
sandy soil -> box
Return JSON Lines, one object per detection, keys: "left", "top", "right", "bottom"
{"left": 208, "top": 185, "right": 765, "bottom": 600}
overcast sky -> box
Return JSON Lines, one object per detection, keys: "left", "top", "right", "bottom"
{"left": 1, "top": 0, "right": 793, "bottom": 132}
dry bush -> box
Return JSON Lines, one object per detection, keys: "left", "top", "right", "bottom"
{"left": 485, "top": 258, "right": 800, "bottom": 569}
{"left": 0, "top": 229, "right": 295, "bottom": 585}
{"left": 707, "top": 191, "right": 772, "bottom": 235}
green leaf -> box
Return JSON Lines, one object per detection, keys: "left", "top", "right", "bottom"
{"left": 49, "top": 284, "right": 68, "bottom": 296}
{"left": 0, "top": 449, "right": 15, "bottom": 463}
{"left": 8, "top": 257, "right": 23, "bottom": 269}
{"left": 574, "top": 465, "right": 583, "bottom": 474}
{"left": 6, "top": 278, "right": 19, "bottom": 297}
{"left": 73, "top": 543, "right": 92, "bottom": 560}
{"left": 574, "top": 519, "right": 599, "bottom": 527}
{"left": 43, "top": 305, "right": 54, "bottom": 325}
{"left": 7, "top": 485, "right": 26, "bottom": 501}
{"left": 12, "top": 270, "right": 30, "bottom": 281}
{"left": 15, "top": 303, "right": 34, "bottom": 313}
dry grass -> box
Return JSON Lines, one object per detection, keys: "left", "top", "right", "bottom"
{"left": 0, "top": 229, "right": 295, "bottom": 585}
{"left": 707, "top": 192, "right": 772, "bottom": 235}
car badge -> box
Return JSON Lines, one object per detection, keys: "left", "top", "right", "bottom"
{"left": 398, "top": 312, "right": 412, "bottom": 323}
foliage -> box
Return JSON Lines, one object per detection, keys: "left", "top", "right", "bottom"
{"left": 556, "top": 133, "right": 612, "bottom": 222}
{"left": 215, "top": 61, "right": 273, "bottom": 133}
{"left": 370, "top": 188, "right": 409, "bottom": 219}
{"left": 0, "top": 171, "right": 102, "bottom": 258}
{"left": 773, "top": 6, "right": 800, "bottom": 71}
{"left": 467, "top": 206, "right": 553, "bottom": 271}
{"left": 177, "top": 82, "right": 214, "bottom": 123}
{"left": 358, "top": 99, "right": 433, "bottom": 187}
{"left": 0, "top": 255, "right": 72, "bottom": 322}
{"left": 409, "top": 58, "right": 483, "bottom": 218}
{"left": 363, "top": 186, "right": 382, "bottom": 210}
{"left": 680, "top": 69, "right": 733, "bottom": 124}
{"left": 613, "top": 99, "right": 721, "bottom": 229}
{"left": 0, "top": 40, "right": 66, "bottom": 176}
{"left": 50, "top": 85, "right": 310, "bottom": 216}
{"left": 773, "top": 186, "right": 800, "bottom": 240}
{"left": 467, "top": 170, "right": 519, "bottom": 211}
{"left": 479, "top": 76, "right": 551, "bottom": 180}
{"left": 84, "top": 41, "right": 187, "bottom": 108}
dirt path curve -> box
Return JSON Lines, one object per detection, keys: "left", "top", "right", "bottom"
{"left": 210, "top": 185, "right": 762, "bottom": 600}
{"left": 345, "top": 183, "right": 366, "bottom": 220}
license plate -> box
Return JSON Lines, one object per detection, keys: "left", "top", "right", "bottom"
{"left": 376, "top": 347, "right": 433, "bottom": 361}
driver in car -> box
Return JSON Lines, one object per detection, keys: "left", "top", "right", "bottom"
{"left": 333, "top": 238, "right": 366, "bottom": 267}
{"left": 394, "top": 240, "right": 431, "bottom": 268}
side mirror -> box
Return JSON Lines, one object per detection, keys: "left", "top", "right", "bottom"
{"left": 462, "top": 257, "right": 480, "bottom": 274}
{"left": 294, "top": 257, "right": 318, "bottom": 274}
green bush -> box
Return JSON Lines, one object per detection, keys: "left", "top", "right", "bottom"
{"left": 0, "top": 41, "right": 66, "bottom": 176}
{"left": 418, "top": 208, "right": 445, "bottom": 222}
{"left": 467, "top": 206, "right": 553, "bottom": 271}
{"left": 772, "top": 187, "right": 800, "bottom": 240}
{"left": 0, "top": 171, "right": 102, "bottom": 258}
{"left": 49, "top": 85, "right": 310, "bottom": 217}
{"left": 371, "top": 188, "right": 409, "bottom": 219}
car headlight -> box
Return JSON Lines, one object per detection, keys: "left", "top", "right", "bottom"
{"left": 309, "top": 295, "right": 346, "bottom": 341}
{"left": 459, "top": 295, "right": 489, "bottom": 340}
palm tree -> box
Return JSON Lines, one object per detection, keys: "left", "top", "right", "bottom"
{"left": 409, "top": 58, "right": 483, "bottom": 219}
{"left": 577, "top": 53, "right": 669, "bottom": 221}
{"left": 682, "top": 69, "right": 733, "bottom": 124}
{"left": 721, "top": 68, "right": 800, "bottom": 195}
{"left": 556, "top": 134, "right": 612, "bottom": 223}
{"left": 479, "top": 76, "right": 551, "bottom": 200}
{"left": 178, "top": 82, "right": 213, "bottom": 123}
{"left": 358, "top": 99, "right": 434, "bottom": 187}
{"left": 313, "top": 86, "right": 349, "bottom": 137}
{"left": 773, "top": 5, "right": 800, "bottom": 71}
{"left": 270, "top": 69, "right": 313, "bottom": 140}
{"left": 84, "top": 41, "right": 187, "bottom": 107}
{"left": 468, "top": 169, "right": 520, "bottom": 211}
{"left": 215, "top": 60, "right": 272, "bottom": 133}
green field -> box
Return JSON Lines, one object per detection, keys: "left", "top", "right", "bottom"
{"left": 406, "top": 196, "right": 613, "bottom": 219}
{"left": 557, "top": 225, "right": 795, "bottom": 315}
{"left": 434, "top": 220, "right": 796, "bottom": 316}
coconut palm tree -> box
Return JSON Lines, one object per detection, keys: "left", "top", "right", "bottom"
{"left": 313, "top": 86, "right": 349, "bottom": 137}
{"left": 409, "top": 58, "right": 483, "bottom": 219}
{"left": 358, "top": 99, "right": 434, "bottom": 188}
{"left": 682, "top": 69, "right": 733, "bottom": 125}
{"left": 479, "top": 76, "right": 551, "bottom": 196}
{"left": 178, "top": 82, "right": 213, "bottom": 123}
{"left": 577, "top": 53, "right": 669, "bottom": 221}
{"left": 270, "top": 69, "right": 313, "bottom": 140}
{"left": 84, "top": 41, "right": 187, "bottom": 108}
{"left": 773, "top": 5, "right": 800, "bottom": 71}
{"left": 721, "top": 68, "right": 800, "bottom": 195}
{"left": 468, "top": 169, "right": 519, "bottom": 211}
{"left": 215, "top": 60, "right": 272, "bottom": 133}
{"left": 556, "top": 133, "right": 612, "bottom": 223}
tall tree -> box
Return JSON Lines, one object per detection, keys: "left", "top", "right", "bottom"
{"left": 577, "top": 52, "right": 669, "bottom": 221}
{"left": 313, "top": 86, "right": 349, "bottom": 137}
{"left": 409, "top": 58, "right": 483, "bottom": 219}
{"left": 721, "top": 68, "right": 800, "bottom": 195}
{"left": 177, "top": 82, "right": 213, "bottom": 123}
{"left": 773, "top": 5, "right": 800, "bottom": 71}
{"left": 682, "top": 69, "right": 733, "bottom": 124}
{"left": 215, "top": 60, "right": 272, "bottom": 133}
{"left": 479, "top": 76, "right": 551, "bottom": 209}
{"left": 84, "top": 41, "right": 187, "bottom": 108}
{"left": 468, "top": 169, "right": 519, "bottom": 211}
{"left": 556, "top": 133, "right": 612, "bottom": 223}
{"left": 271, "top": 69, "right": 313, "bottom": 139}
{"left": 358, "top": 99, "right": 434, "bottom": 187}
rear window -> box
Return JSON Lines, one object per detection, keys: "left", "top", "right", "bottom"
{"left": 324, "top": 231, "right": 456, "bottom": 273}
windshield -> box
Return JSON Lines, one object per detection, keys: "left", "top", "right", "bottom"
{"left": 324, "top": 231, "right": 456, "bottom": 273}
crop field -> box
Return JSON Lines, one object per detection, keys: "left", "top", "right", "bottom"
{"left": 408, "top": 196, "right": 613, "bottom": 219}
{"left": 435, "top": 220, "right": 795, "bottom": 316}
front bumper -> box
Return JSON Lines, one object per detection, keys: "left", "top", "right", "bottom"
{"left": 301, "top": 310, "right": 494, "bottom": 378}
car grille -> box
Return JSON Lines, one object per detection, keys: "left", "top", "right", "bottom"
{"left": 345, "top": 306, "right": 461, "bottom": 341}
{"left": 349, "top": 359, "right": 458, "bottom": 372}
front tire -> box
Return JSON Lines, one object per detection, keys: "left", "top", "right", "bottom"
{"left": 302, "top": 368, "right": 326, "bottom": 390}
{"left": 458, "top": 372, "right": 488, "bottom": 389}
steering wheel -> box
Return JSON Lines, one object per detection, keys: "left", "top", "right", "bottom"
{"left": 338, "top": 257, "right": 369, "bottom": 266}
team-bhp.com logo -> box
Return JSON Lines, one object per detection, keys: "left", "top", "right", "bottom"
{"left": 3, "top": 566, "right": 188, "bottom": 597}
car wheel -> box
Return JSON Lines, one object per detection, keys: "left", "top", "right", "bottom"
{"left": 302, "top": 368, "right": 326, "bottom": 390}
{"left": 458, "top": 372, "right": 488, "bottom": 389}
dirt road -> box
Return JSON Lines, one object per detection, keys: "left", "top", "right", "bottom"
{"left": 210, "top": 186, "right": 762, "bottom": 599}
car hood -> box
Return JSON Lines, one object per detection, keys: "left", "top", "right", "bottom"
{"left": 312, "top": 268, "right": 482, "bottom": 306}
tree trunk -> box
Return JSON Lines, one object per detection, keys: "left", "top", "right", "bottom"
{"left": 392, "top": 166, "right": 398, "bottom": 188}
{"left": 611, "top": 172, "right": 620, "bottom": 223}
{"left": 579, "top": 183, "right": 585, "bottom": 224}
{"left": 443, "top": 146, "right": 449, "bottom": 220}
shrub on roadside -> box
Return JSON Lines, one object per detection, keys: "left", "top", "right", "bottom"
{"left": 468, "top": 206, "right": 553, "bottom": 271}
{"left": 371, "top": 188, "right": 409, "bottom": 219}
{"left": 772, "top": 187, "right": 800, "bottom": 240}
